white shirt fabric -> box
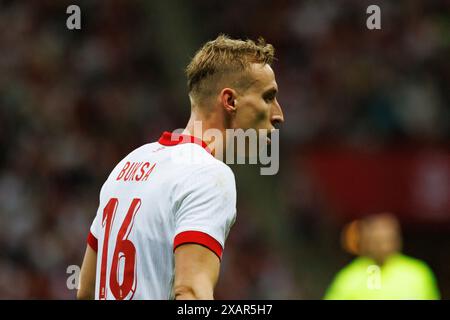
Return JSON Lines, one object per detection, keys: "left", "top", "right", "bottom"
{"left": 87, "top": 131, "right": 237, "bottom": 300}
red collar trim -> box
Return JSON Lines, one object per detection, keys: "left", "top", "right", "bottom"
{"left": 158, "top": 131, "right": 212, "bottom": 154}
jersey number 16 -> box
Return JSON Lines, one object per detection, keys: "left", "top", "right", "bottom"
{"left": 99, "top": 198, "right": 141, "bottom": 300}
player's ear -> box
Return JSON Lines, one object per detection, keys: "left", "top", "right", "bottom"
{"left": 220, "top": 88, "right": 237, "bottom": 115}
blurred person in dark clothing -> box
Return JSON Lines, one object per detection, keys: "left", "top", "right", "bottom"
{"left": 325, "top": 213, "right": 440, "bottom": 300}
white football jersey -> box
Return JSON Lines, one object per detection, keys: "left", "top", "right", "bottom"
{"left": 87, "top": 131, "right": 237, "bottom": 300}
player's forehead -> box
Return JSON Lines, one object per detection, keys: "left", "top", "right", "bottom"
{"left": 247, "top": 63, "right": 278, "bottom": 92}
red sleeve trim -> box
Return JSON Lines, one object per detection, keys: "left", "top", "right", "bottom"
{"left": 174, "top": 231, "right": 223, "bottom": 260}
{"left": 87, "top": 231, "right": 98, "bottom": 252}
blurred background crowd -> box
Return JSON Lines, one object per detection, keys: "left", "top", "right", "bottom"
{"left": 0, "top": 0, "right": 448, "bottom": 299}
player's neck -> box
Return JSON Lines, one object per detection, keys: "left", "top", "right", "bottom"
{"left": 183, "top": 111, "right": 226, "bottom": 160}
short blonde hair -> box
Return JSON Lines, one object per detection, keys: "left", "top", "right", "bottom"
{"left": 186, "top": 34, "right": 275, "bottom": 100}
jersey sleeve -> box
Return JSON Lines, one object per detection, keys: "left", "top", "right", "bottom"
{"left": 86, "top": 181, "right": 109, "bottom": 253}
{"left": 86, "top": 213, "right": 100, "bottom": 252}
{"left": 173, "top": 163, "right": 237, "bottom": 260}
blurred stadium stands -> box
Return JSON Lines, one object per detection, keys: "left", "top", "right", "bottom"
{"left": 0, "top": 0, "right": 448, "bottom": 299}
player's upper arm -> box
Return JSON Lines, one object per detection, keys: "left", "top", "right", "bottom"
{"left": 77, "top": 236, "right": 97, "bottom": 300}
{"left": 172, "top": 162, "right": 236, "bottom": 299}
{"left": 173, "top": 243, "right": 220, "bottom": 300}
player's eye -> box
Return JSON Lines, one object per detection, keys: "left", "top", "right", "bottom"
{"left": 263, "top": 88, "right": 278, "bottom": 103}
{"left": 263, "top": 93, "right": 276, "bottom": 103}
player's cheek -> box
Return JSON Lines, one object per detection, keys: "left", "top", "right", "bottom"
{"left": 250, "top": 108, "right": 266, "bottom": 130}
{"left": 257, "top": 104, "right": 272, "bottom": 130}
{"left": 238, "top": 102, "right": 261, "bottom": 130}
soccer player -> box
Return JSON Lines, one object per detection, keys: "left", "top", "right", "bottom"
{"left": 77, "top": 35, "right": 284, "bottom": 300}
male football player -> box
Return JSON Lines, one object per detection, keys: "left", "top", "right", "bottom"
{"left": 77, "top": 35, "right": 284, "bottom": 300}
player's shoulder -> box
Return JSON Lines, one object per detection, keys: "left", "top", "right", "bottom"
{"left": 182, "top": 150, "right": 235, "bottom": 184}
{"left": 167, "top": 141, "right": 234, "bottom": 177}
{"left": 126, "top": 141, "right": 162, "bottom": 158}
{"left": 337, "top": 257, "right": 371, "bottom": 276}
{"left": 393, "top": 254, "right": 433, "bottom": 273}
{"left": 166, "top": 144, "right": 235, "bottom": 194}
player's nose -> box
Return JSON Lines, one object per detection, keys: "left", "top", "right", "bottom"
{"left": 271, "top": 99, "right": 284, "bottom": 128}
